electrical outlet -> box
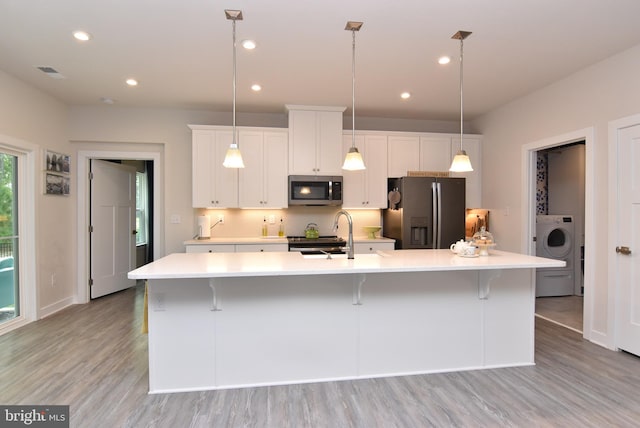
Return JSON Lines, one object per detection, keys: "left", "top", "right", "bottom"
{"left": 268, "top": 215, "right": 276, "bottom": 224}
{"left": 170, "top": 214, "right": 181, "bottom": 224}
{"left": 217, "top": 214, "right": 224, "bottom": 224}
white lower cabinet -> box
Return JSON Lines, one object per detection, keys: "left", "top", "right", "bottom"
{"left": 185, "top": 243, "right": 288, "bottom": 253}
{"left": 236, "top": 244, "right": 288, "bottom": 253}
{"left": 354, "top": 242, "right": 395, "bottom": 253}
{"left": 185, "top": 244, "right": 235, "bottom": 253}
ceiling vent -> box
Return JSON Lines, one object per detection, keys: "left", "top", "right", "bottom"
{"left": 36, "top": 66, "right": 65, "bottom": 79}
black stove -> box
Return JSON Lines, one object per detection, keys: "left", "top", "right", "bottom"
{"left": 287, "top": 235, "right": 346, "bottom": 254}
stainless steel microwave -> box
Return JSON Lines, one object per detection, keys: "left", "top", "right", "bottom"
{"left": 288, "top": 175, "right": 343, "bottom": 206}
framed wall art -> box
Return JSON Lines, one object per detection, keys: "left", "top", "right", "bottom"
{"left": 45, "top": 150, "right": 70, "bottom": 174}
{"left": 44, "top": 150, "right": 71, "bottom": 196}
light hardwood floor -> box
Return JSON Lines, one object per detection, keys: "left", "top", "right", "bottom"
{"left": 536, "top": 295, "right": 584, "bottom": 332}
{"left": 1, "top": 284, "right": 639, "bottom": 427}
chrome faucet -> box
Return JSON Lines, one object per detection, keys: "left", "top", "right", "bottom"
{"left": 333, "top": 209, "right": 354, "bottom": 259}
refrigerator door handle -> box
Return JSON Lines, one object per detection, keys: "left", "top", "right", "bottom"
{"left": 436, "top": 182, "right": 442, "bottom": 248}
{"left": 432, "top": 182, "right": 438, "bottom": 249}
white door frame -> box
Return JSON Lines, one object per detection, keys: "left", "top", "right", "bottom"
{"left": 521, "top": 127, "right": 595, "bottom": 341}
{"left": 76, "top": 149, "right": 164, "bottom": 304}
{"left": 608, "top": 113, "right": 640, "bottom": 352}
{"left": 0, "top": 134, "right": 37, "bottom": 334}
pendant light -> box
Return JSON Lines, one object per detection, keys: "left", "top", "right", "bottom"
{"left": 342, "top": 21, "right": 366, "bottom": 171}
{"left": 449, "top": 30, "right": 473, "bottom": 172}
{"left": 223, "top": 9, "right": 245, "bottom": 168}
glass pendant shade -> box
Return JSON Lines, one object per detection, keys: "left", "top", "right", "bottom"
{"left": 342, "top": 146, "right": 366, "bottom": 170}
{"left": 223, "top": 143, "right": 245, "bottom": 168}
{"left": 449, "top": 150, "right": 473, "bottom": 172}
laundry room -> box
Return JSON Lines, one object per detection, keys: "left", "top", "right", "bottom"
{"left": 534, "top": 142, "right": 585, "bottom": 331}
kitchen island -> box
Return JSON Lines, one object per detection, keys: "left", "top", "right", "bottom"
{"left": 129, "top": 249, "right": 564, "bottom": 394}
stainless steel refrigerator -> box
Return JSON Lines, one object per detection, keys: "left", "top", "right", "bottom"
{"left": 383, "top": 176, "right": 466, "bottom": 249}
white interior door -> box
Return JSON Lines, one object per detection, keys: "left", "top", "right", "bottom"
{"left": 90, "top": 160, "right": 136, "bottom": 299}
{"left": 615, "top": 124, "right": 640, "bottom": 356}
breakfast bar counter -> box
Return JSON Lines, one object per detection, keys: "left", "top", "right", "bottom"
{"left": 129, "top": 249, "right": 564, "bottom": 394}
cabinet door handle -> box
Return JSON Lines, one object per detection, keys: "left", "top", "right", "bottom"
{"left": 616, "top": 246, "right": 632, "bottom": 255}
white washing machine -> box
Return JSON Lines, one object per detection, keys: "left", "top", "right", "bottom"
{"left": 536, "top": 215, "right": 575, "bottom": 297}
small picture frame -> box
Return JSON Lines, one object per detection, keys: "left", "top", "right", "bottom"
{"left": 45, "top": 172, "right": 70, "bottom": 196}
{"left": 45, "top": 150, "right": 70, "bottom": 174}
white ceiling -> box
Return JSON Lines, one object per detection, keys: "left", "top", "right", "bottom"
{"left": 2, "top": 0, "right": 640, "bottom": 121}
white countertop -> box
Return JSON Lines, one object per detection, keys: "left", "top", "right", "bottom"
{"left": 183, "top": 236, "right": 395, "bottom": 245}
{"left": 129, "top": 249, "right": 565, "bottom": 280}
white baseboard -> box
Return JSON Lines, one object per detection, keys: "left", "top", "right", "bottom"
{"left": 39, "top": 296, "right": 76, "bottom": 319}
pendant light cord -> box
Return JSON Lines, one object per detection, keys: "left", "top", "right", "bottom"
{"left": 351, "top": 29, "right": 356, "bottom": 148}
{"left": 459, "top": 37, "right": 464, "bottom": 152}
{"left": 232, "top": 19, "right": 237, "bottom": 146}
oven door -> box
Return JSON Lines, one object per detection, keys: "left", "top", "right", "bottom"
{"left": 288, "top": 245, "right": 345, "bottom": 255}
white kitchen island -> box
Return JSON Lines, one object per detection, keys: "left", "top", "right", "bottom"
{"left": 128, "top": 249, "right": 564, "bottom": 394}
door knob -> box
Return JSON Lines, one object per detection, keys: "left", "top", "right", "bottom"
{"left": 132, "top": 230, "right": 138, "bottom": 235}
{"left": 616, "top": 246, "right": 632, "bottom": 255}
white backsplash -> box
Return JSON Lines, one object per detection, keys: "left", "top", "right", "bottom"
{"left": 195, "top": 207, "right": 383, "bottom": 239}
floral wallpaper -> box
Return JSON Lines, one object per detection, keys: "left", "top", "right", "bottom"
{"left": 536, "top": 152, "right": 548, "bottom": 214}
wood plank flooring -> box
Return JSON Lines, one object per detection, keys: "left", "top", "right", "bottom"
{"left": 536, "top": 296, "right": 584, "bottom": 332}
{"left": 1, "top": 283, "right": 639, "bottom": 427}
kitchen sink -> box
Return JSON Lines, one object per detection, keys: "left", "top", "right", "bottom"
{"left": 301, "top": 252, "right": 387, "bottom": 260}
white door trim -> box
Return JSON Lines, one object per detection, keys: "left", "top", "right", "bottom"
{"left": 0, "top": 134, "right": 38, "bottom": 334}
{"left": 521, "top": 127, "right": 595, "bottom": 342}
{"left": 608, "top": 113, "right": 640, "bottom": 352}
{"left": 76, "top": 149, "right": 164, "bottom": 304}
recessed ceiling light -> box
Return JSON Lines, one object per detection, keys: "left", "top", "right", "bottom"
{"left": 126, "top": 78, "right": 138, "bottom": 86}
{"left": 100, "top": 97, "right": 115, "bottom": 104}
{"left": 438, "top": 56, "right": 451, "bottom": 65}
{"left": 242, "top": 40, "right": 256, "bottom": 50}
{"left": 73, "top": 30, "right": 91, "bottom": 41}
{"left": 251, "top": 84, "right": 262, "bottom": 91}
{"left": 400, "top": 92, "right": 411, "bottom": 100}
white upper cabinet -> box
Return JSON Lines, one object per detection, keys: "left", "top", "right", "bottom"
{"left": 238, "top": 130, "right": 288, "bottom": 208}
{"left": 287, "top": 105, "right": 346, "bottom": 175}
{"left": 387, "top": 135, "right": 420, "bottom": 177}
{"left": 386, "top": 132, "right": 482, "bottom": 208}
{"left": 191, "top": 127, "right": 238, "bottom": 208}
{"left": 342, "top": 133, "right": 388, "bottom": 208}
{"left": 419, "top": 136, "right": 453, "bottom": 172}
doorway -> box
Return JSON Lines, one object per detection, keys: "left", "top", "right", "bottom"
{"left": 521, "top": 128, "right": 594, "bottom": 339}
{"left": 76, "top": 147, "right": 163, "bottom": 304}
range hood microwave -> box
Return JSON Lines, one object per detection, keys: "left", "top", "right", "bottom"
{"left": 288, "top": 175, "right": 343, "bottom": 206}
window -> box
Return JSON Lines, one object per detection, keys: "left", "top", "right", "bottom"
{"left": 135, "top": 171, "right": 148, "bottom": 246}
{"left": 0, "top": 152, "right": 19, "bottom": 323}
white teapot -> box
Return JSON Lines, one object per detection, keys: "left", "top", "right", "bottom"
{"left": 450, "top": 239, "right": 476, "bottom": 256}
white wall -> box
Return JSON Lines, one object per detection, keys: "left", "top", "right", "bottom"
{"left": 473, "top": 43, "right": 640, "bottom": 345}
{"left": 0, "top": 70, "right": 75, "bottom": 317}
